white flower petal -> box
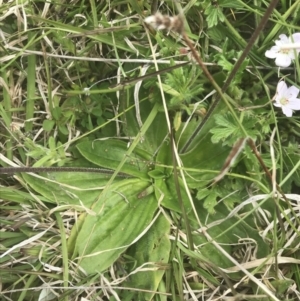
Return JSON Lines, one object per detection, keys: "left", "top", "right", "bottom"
{"left": 288, "top": 34, "right": 300, "bottom": 54}
{"left": 287, "top": 99, "right": 300, "bottom": 110}
{"left": 282, "top": 106, "right": 293, "bottom": 117}
{"left": 275, "top": 40, "right": 284, "bottom": 47}
{"left": 291, "top": 33, "right": 300, "bottom": 43}
{"left": 275, "top": 53, "right": 292, "bottom": 67}
{"left": 285, "top": 86, "right": 300, "bottom": 99}
{"left": 278, "top": 34, "right": 289, "bottom": 42}
{"left": 266, "top": 34, "right": 300, "bottom": 65}
{"left": 273, "top": 102, "right": 282, "bottom": 108}
{"left": 265, "top": 49, "right": 278, "bottom": 58}
{"left": 273, "top": 81, "right": 300, "bottom": 117}
{"left": 275, "top": 81, "right": 288, "bottom": 98}
{"left": 287, "top": 50, "right": 297, "bottom": 59}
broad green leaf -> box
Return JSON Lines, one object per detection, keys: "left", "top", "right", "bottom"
{"left": 269, "top": 279, "right": 294, "bottom": 295}
{"left": 154, "top": 137, "right": 173, "bottom": 178}
{"left": 0, "top": 187, "right": 37, "bottom": 205}
{"left": 21, "top": 172, "right": 116, "bottom": 205}
{"left": 155, "top": 177, "right": 192, "bottom": 213}
{"left": 175, "top": 118, "right": 202, "bottom": 150}
{"left": 75, "top": 179, "right": 158, "bottom": 274}
{"left": 177, "top": 100, "right": 227, "bottom": 152}
{"left": 180, "top": 131, "right": 230, "bottom": 186}
{"left": 51, "top": 107, "right": 62, "bottom": 120}
{"left": 48, "top": 136, "right": 56, "bottom": 151}
{"left": 123, "top": 100, "right": 168, "bottom": 154}
{"left": 177, "top": 105, "right": 233, "bottom": 188}
{"left": 192, "top": 202, "right": 269, "bottom": 275}
{"left": 77, "top": 140, "right": 153, "bottom": 179}
{"left": 0, "top": 272, "right": 19, "bottom": 284}
{"left": 147, "top": 169, "right": 165, "bottom": 179}
{"left": 282, "top": 142, "right": 300, "bottom": 187}
{"left": 121, "top": 214, "right": 171, "bottom": 301}
{"left": 42, "top": 120, "right": 55, "bottom": 132}
{"left": 58, "top": 125, "right": 69, "bottom": 135}
{"left": 137, "top": 185, "right": 154, "bottom": 199}
{"left": 68, "top": 213, "right": 86, "bottom": 259}
{"left": 1, "top": 233, "right": 28, "bottom": 248}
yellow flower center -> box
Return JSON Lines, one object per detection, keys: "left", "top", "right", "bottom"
{"left": 280, "top": 49, "right": 290, "bottom": 54}
{"left": 279, "top": 97, "right": 289, "bottom": 105}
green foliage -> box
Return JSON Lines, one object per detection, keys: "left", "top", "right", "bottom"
{"left": 24, "top": 136, "right": 70, "bottom": 167}
{"left": 214, "top": 39, "right": 250, "bottom": 85}
{"left": 120, "top": 214, "right": 171, "bottom": 301}
{"left": 202, "top": 0, "right": 243, "bottom": 28}
{"left": 77, "top": 139, "right": 152, "bottom": 179}
{"left": 164, "top": 65, "right": 204, "bottom": 107}
{"left": 210, "top": 113, "right": 259, "bottom": 145}
{"left": 74, "top": 179, "right": 158, "bottom": 274}
{"left": 146, "top": 64, "right": 204, "bottom": 115}
{"left": 1, "top": 0, "right": 300, "bottom": 300}
{"left": 205, "top": 4, "right": 225, "bottom": 28}
{"left": 21, "top": 171, "right": 115, "bottom": 205}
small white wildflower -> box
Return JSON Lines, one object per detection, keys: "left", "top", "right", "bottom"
{"left": 265, "top": 33, "right": 300, "bottom": 67}
{"left": 273, "top": 81, "right": 300, "bottom": 117}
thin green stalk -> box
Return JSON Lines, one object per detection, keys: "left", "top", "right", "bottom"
{"left": 174, "top": 249, "right": 184, "bottom": 301}
{"left": 170, "top": 125, "right": 194, "bottom": 253}
{"left": 0, "top": 73, "right": 12, "bottom": 160}
{"left": 25, "top": 31, "right": 37, "bottom": 132}
{"left": 17, "top": 263, "right": 42, "bottom": 301}
{"left": 89, "top": 0, "right": 98, "bottom": 27}
{"left": 55, "top": 212, "right": 69, "bottom": 301}
{"left": 43, "top": 45, "right": 53, "bottom": 112}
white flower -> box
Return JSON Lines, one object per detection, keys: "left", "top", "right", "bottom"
{"left": 273, "top": 81, "right": 300, "bottom": 117}
{"left": 265, "top": 33, "right": 300, "bottom": 67}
